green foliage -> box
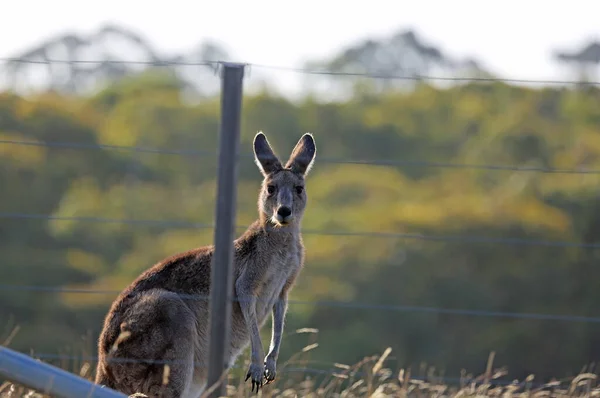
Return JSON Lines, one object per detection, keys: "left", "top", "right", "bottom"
{"left": 2, "top": 73, "right": 600, "bottom": 381}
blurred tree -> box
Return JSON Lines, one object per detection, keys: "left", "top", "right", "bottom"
{"left": 1, "top": 23, "right": 229, "bottom": 97}
{"left": 301, "top": 29, "right": 493, "bottom": 99}
{"left": 554, "top": 40, "right": 600, "bottom": 86}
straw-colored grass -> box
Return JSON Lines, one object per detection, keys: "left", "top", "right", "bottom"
{"left": 1, "top": 328, "right": 599, "bottom": 397}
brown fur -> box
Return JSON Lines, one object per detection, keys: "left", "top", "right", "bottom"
{"left": 95, "top": 132, "right": 317, "bottom": 398}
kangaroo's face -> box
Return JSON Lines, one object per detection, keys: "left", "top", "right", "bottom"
{"left": 261, "top": 170, "right": 305, "bottom": 226}
{"left": 253, "top": 132, "right": 317, "bottom": 227}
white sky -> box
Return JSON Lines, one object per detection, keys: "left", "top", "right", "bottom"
{"left": 1, "top": 0, "right": 599, "bottom": 93}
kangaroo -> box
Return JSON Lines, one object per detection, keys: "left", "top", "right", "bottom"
{"left": 94, "top": 132, "right": 317, "bottom": 398}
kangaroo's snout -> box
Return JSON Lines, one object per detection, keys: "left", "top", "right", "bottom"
{"left": 277, "top": 206, "right": 292, "bottom": 218}
{"left": 275, "top": 206, "right": 293, "bottom": 224}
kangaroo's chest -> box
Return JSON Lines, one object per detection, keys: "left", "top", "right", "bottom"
{"left": 255, "top": 250, "right": 299, "bottom": 323}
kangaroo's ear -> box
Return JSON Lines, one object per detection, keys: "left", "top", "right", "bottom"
{"left": 285, "top": 133, "right": 316, "bottom": 176}
{"left": 253, "top": 132, "right": 283, "bottom": 176}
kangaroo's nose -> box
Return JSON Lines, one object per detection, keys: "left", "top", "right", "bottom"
{"left": 277, "top": 206, "right": 292, "bottom": 218}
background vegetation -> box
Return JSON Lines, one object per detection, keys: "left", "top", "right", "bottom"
{"left": 2, "top": 26, "right": 600, "bottom": 388}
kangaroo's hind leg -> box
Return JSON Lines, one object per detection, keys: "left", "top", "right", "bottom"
{"left": 106, "top": 289, "right": 197, "bottom": 398}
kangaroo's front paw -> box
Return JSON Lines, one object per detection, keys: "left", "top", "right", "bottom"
{"left": 245, "top": 362, "right": 265, "bottom": 393}
{"left": 264, "top": 356, "right": 277, "bottom": 384}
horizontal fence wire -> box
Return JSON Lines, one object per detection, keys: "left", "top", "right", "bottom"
{"left": 2, "top": 138, "right": 600, "bottom": 174}
{"left": 0, "top": 139, "right": 217, "bottom": 156}
{"left": 0, "top": 58, "right": 219, "bottom": 67}
{"left": 1, "top": 212, "right": 599, "bottom": 248}
{"left": 2, "top": 57, "right": 600, "bottom": 85}
{"left": 3, "top": 284, "right": 600, "bottom": 324}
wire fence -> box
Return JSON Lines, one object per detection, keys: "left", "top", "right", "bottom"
{"left": 2, "top": 57, "right": 600, "bottom": 85}
{"left": 2, "top": 54, "right": 600, "bottom": 395}
{"left": 2, "top": 283, "right": 600, "bottom": 323}
{"left": 4, "top": 137, "right": 600, "bottom": 173}
{"left": 3, "top": 211, "right": 600, "bottom": 248}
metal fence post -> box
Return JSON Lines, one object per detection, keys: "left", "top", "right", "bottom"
{"left": 0, "top": 347, "right": 127, "bottom": 398}
{"left": 206, "top": 62, "right": 246, "bottom": 397}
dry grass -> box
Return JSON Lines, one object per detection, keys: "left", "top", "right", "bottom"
{"left": 2, "top": 328, "right": 600, "bottom": 397}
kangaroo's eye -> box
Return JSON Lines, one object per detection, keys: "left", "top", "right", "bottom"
{"left": 267, "top": 185, "right": 276, "bottom": 195}
{"left": 295, "top": 186, "right": 304, "bottom": 195}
